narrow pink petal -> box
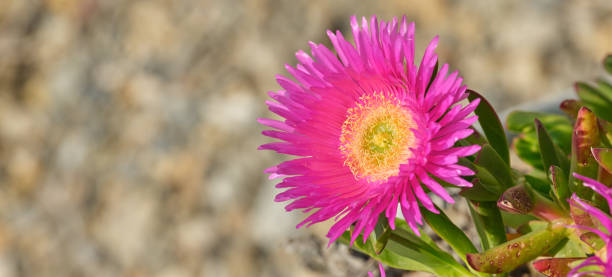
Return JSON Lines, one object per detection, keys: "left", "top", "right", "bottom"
{"left": 417, "top": 169, "right": 454, "bottom": 203}
{"left": 411, "top": 177, "right": 438, "bottom": 213}
{"left": 258, "top": 118, "right": 294, "bottom": 132}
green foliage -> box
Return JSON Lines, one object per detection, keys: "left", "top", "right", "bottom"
{"left": 421, "top": 205, "right": 478, "bottom": 266}
{"left": 468, "top": 90, "right": 510, "bottom": 165}
{"left": 548, "top": 165, "right": 570, "bottom": 211}
{"left": 604, "top": 54, "right": 612, "bottom": 75}
{"left": 506, "top": 111, "right": 573, "bottom": 171}
{"left": 468, "top": 200, "right": 507, "bottom": 251}
{"left": 467, "top": 220, "right": 567, "bottom": 274}
{"left": 535, "top": 119, "right": 570, "bottom": 175}
{"left": 339, "top": 220, "right": 474, "bottom": 276}
{"left": 575, "top": 82, "right": 612, "bottom": 122}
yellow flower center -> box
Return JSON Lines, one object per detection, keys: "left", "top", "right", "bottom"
{"left": 340, "top": 93, "right": 416, "bottom": 182}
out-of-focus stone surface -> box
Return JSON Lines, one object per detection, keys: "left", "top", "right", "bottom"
{"left": 0, "top": 0, "right": 610, "bottom": 276}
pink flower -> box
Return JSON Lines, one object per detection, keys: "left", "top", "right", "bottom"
{"left": 259, "top": 15, "right": 480, "bottom": 244}
{"left": 567, "top": 173, "right": 612, "bottom": 276}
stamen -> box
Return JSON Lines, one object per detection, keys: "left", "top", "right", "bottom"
{"left": 340, "top": 93, "right": 416, "bottom": 181}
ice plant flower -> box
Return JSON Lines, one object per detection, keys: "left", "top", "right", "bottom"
{"left": 567, "top": 173, "right": 612, "bottom": 276}
{"left": 259, "top": 15, "right": 481, "bottom": 244}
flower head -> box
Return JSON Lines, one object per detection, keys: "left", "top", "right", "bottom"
{"left": 567, "top": 173, "right": 612, "bottom": 276}
{"left": 259, "top": 15, "right": 480, "bottom": 244}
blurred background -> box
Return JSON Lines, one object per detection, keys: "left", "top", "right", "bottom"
{"left": 0, "top": 0, "right": 611, "bottom": 276}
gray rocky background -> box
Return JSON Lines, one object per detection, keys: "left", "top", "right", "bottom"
{"left": 0, "top": 0, "right": 611, "bottom": 276}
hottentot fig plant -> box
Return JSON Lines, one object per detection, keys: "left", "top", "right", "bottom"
{"left": 259, "top": 14, "right": 612, "bottom": 277}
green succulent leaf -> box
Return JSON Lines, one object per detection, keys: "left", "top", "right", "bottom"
{"left": 593, "top": 148, "right": 612, "bottom": 188}
{"left": 500, "top": 212, "right": 537, "bottom": 229}
{"left": 476, "top": 145, "right": 515, "bottom": 189}
{"left": 604, "top": 54, "right": 612, "bottom": 75}
{"left": 507, "top": 111, "right": 573, "bottom": 171}
{"left": 517, "top": 220, "right": 548, "bottom": 234}
{"left": 548, "top": 165, "right": 570, "bottom": 211}
{"left": 340, "top": 219, "right": 475, "bottom": 276}
{"left": 548, "top": 238, "right": 586, "bottom": 258}
{"left": 513, "top": 134, "right": 544, "bottom": 170}
{"left": 460, "top": 179, "right": 501, "bottom": 201}
{"left": 535, "top": 119, "right": 570, "bottom": 175}
{"left": 459, "top": 158, "right": 504, "bottom": 199}
{"left": 468, "top": 200, "right": 507, "bottom": 251}
{"left": 596, "top": 79, "right": 612, "bottom": 103}
{"left": 575, "top": 82, "right": 612, "bottom": 122}
{"left": 421, "top": 205, "right": 478, "bottom": 266}
{"left": 593, "top": 148, "right": 612, "bottom": 174}
{"left": 373, "top": 217, "right": 392, "bottom": 254}
{"left": 466, "top": 221, "right": 567, "bottom": 274}
{"left": 524, "top": 174, "right": 552, "bottom": 198}
{"left": 468, "top": 90, "right": 510, "bottom": 165}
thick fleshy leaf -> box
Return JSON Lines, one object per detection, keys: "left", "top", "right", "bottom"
{"left": 340, "top": 231, "right": 429, "bottom": 273}
{"left": 533, "top": 258, "right": 582, "bottom": 277}
{"left": 547, "top": 237, "right": 586, "bottom": 258}
{"left": 548, "top": 165, "right": 570, "bottom": 211}
{"left": 458, "top": 158, "right": 504, "bottom": 198}
{"left": 500, "top": 212, "right": 537, "bottom": 229}
{"left": 421, "top": 205, "right": 478, "bottom": 267}
{"left": 517, "top": 220, "right": 549, "bottom": 234}
{"left": 339, "top": 220, "right": 472, "bottom": 276}
{"left": 536, "top": 119, "right": 570, "bottom": 175}
{"left": 604, "top": 54, "right": 612, "bottom": 75}
{"left": 524, "top": 174, "right": 552, "bottom": 197}
{"left": 385, "top": 234, "right": 474, "bottom": 277}
{"left": 592, "top": 147, "right": 612, "bottom": 186}
{"left": 476, "top": 145, "right": 514, "bottom": 189}
{"left": 466, "top": 221, "right": 568, "bottom": 274}
{"left": 596, "top": 79, "right": 612, "bottom": 103}
{"left": 507, "top": 111, "right": 572, "bottom": 142}
{"left": 513, "top": 134, "right": 544, "bottom": 170}
{"left": 507, "top": 111, "right": 573, "bottom": 170}
{"left": 575, "top": 82, "right": 612, "bottom": 122}
{"left": 599, "top": 119, "right": 612, "bottom": 148}
{"left": 460, "top": 179, "right": 501, "bottom": 201}
{"left": 374, "top": 217, "right": 392, "bottom": 254}
{"left": 468, "top": 200, "right": 506, "bottom": 251}
{"left": 569, "top": 107, "right": 600, "bottom": 200}
{"left": 468, "top": 90, "right": 509, "bottom": 165}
